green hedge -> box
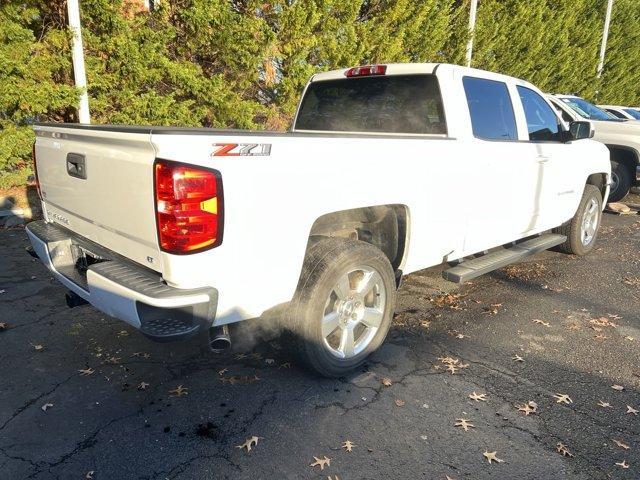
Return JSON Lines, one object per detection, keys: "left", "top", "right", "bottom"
{"left": 2, "top": 0, "right": 639, "bottom": 188}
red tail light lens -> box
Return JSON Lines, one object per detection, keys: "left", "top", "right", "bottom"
{"left": 154, "top": 159, "right": 223, "bottom": 254}
{"left": 345, "top": 65, "right": 387, "bottom": 77}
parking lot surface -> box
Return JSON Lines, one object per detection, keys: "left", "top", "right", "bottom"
{"left": 1, "top": 209, "right": 639, "bottom": 480}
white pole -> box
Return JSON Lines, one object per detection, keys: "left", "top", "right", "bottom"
{"left": 465, "top": 0, "right": 478, "bottom": 68}
{"left": 597, "top": 0, "right": 614, "bottom": 78}
{"left": 67, "top": 0, "right": 90, "bottom": 123}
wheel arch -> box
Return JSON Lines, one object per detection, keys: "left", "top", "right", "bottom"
{"left": 305, "top": 204, "right": 410, "bottom": 285}
{"left": 585, "top": 172, "right": 608, "bottom": 200}
{"left": 606, "top": 144, "right": 639, "bottom": 177}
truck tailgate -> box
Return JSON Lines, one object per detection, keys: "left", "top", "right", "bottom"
{"left": 34, "top": 125, "right": 161, "bottom": 271}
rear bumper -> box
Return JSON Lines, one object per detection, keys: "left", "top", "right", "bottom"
{"left": 26, "top": 220, "right": 217, "bottom": 342}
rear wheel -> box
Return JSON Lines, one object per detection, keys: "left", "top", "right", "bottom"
{"left": 553, "top": 184, "right": 602, "bottom": 255}
{"left": 608, "top": 159, "right": 631, "bottom": 202}
{"left": 288, "top": 238, "right": 396, "bottom": 377}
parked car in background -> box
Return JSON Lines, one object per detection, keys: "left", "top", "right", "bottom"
{"left": 27, "top": 64, "right": 610, "bottom": 377}
{"left": 548, "top": 94, "right": 640, "bottom": 201}
{"left": 598, "top": 104, "right": 640, "bottom": 121}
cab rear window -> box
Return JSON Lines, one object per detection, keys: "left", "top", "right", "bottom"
{"left": 294, "top": 74, "right": 447, "bottom": 135}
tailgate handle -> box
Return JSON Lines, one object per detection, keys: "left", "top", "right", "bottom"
{"left": 66, "top": 153, "right": 87, "bottom": 179}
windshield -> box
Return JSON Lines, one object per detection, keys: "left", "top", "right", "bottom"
{"left": 559, "top": 97, "right": 616, "bottom": 121}
{"left": 295, "top": 74, "right": 447, "bottom": 134}
{"left": 623, "top": 108, "right": 640, "bottom": 120}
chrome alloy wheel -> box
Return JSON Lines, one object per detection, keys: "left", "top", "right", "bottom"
{"left": 581, "top": 197, "right": 599, "bottom": 246}
{"left": 321, "top": 266, "right": 386, "bottom": 359}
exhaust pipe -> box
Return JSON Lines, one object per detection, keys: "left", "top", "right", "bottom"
{"left": 209, "top": 324, "right": 231, "bottom": 353}
{"left": 65, "top": 290, "right": 88, "bottom": 308}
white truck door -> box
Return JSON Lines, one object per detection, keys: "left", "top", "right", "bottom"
{"left": 514, "top": 85, "right": 578, "bottom": 229}
{"left": 459, "top": 75, "right": 541, "bottom": 254}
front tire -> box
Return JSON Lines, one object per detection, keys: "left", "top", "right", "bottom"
{"left": 608, "top": 160, "right": 631, "bottom": 202}
{"left": 288, "top": 238, "right": 396, "bottom": 378}
{"left": 553, "top": 184, "right": 602, "bottom": 255}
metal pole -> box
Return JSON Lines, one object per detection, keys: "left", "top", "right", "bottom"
{"left": 465, "top": 0, "right": 478, "bottom": 68}
{"left": 67, "top": 0, "right": 90, "bottom": 123}
{"left": 597, "top": 0, "right": 614, "bottom": 78}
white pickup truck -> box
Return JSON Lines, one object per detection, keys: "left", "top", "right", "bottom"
{"left": 28, "top": 63, "right": 610, "bottom": 377}
{"left": 548, "top": 94, "right": 640, "bottom": 202}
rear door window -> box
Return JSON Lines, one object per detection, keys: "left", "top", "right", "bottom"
{"left": 295, "top": 74, "right": 447, "bottom": 135}
{"left": 463, "top": 77, "right": 518, "bottom": 141}
{"left": 516, "top": 86, "right": 561, "bottom": 142}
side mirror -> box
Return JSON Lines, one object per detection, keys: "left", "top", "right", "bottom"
{"left": 565, "top": 120, "right": 595, "bottom": 141}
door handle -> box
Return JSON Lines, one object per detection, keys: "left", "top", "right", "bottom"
{"left": 66, "top": 153, "right": 87, "bottom": 179}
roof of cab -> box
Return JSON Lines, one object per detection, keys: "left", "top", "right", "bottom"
{"left": 309, "top": 62, "right": 540, "bottom": 92}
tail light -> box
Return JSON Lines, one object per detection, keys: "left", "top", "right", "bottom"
{"left": 345, "top": 64, "right": 387, "bottom": 77}
{"left": 154, "top": 159, "right": 223, "bottom": 254}
{"left": 32, "top": 142, "right": 42, "bottom": 199}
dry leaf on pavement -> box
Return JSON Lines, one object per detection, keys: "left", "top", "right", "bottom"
{"left": 556, "top": 442, "right": 573, "bottom": 457}
{"left": 381, "top": 377, "right": 393, "bottom": 386}
{"left": 517, "top": 401, "right": 538, "bottom": 415}
{"left": 469, "top": 392, "right": 487, "bottom": 402}
{"left": 85, "top": 471, "right": 94, "bottom": 480}
{"left": 612, "top": 439, "right": 630, "bottom": 450}
{"left": 626, "top": 405, "right": 638, "bottom": 415}
{"left": 341, "top": 440, "right": 355, "bottom": 452}
{"left": 137, "top": 382, "right": 150, "bottom": 390}
{"left": 611, "top": 385, "right": 625, "bottom": 391}
{"left": 597, "top": 400, "right": 612, "bottom": 408}
{"left": 310, "top": 456, "right": 331, "bottom": 470}
{"left": 395, "top": 399, "right": 405, "bottom": 407}
{"left": 169, "top": 385, "right": 188, "bottom": 397}
{"left": 0, "top": 322, "right": 8, "bottom": 330}
{"left": 454, "top": 418, "right": 474, "bottom": 432}
{"left": 553, "top": 393, "right": 573, "bottom": 405}
{"left": 41, "top": 403, "right": 54, "bottom": 412}
{"left": 533, "top": 319, "right": 550, "bottom": 327}
{"left": 236, "top": 436, "right": 260, "bottom": 452}
{"left": 615, "top": 460, "right": 630, "bottom": 469}
{"left": 33, "top": 344, "right": 44, "bottom": 351}
{"left": 512, "top": 354, "right": 524, "bottom": 362}
{"left": 483, "top": 451, "right": 504, "bottom": 464}
{"left": 78, "top": 368, "right": 95, "bottom": 376}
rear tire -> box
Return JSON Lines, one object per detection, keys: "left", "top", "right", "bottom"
{"left": 608, "top": 160, "right": 631, "bottom": 202}
{"left": 288, "top": 238, "right": 396, "bottom": 378}
{"left": 553, "top": 184, "right": 602, "bottom": 255}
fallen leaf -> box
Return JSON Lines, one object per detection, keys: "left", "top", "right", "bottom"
{"left": 249, "top": 352, "right": 262, "bottom": 360}
{"left": 612, "top": 439, "right": 630, "bottom": 450}
{"left": 611, "top": 385, "right": 625, "bottom": 391}
{"left": 310, "top": 456, "right": 331, "bottom": 470}
{"left": 395, "top": 399, "right": 405, "bottom": 407}
{"left": 483, "top": 451, "right": 504, "bottom": 464}
{"left": 236, "top": 435, "right": 260, "bottom": 452}
{"left": 517, "top": 401, "right": 537, "bottom": 415}
{"left": 597, "top": 400, "right": 612, "bottom": 408}
{"left": 454, "top": 418, "right": 474, "bottom": 432}
{"left": 33, "top": 344, "right": 44, "bottom": 351}
{"left": 78, "top": 368, "right": 95, "bottom": 376}
{"left": 553, "top": 393, "right": 573, "bottom": 405}
{"left": 0, "top": 322, "right": 8, "bottom": 330}
{"left": 341, "top": 440, "right": 355, "bottom": 452}
{"left": 218, "top": 368, "right": 228, "bottom": 376}
{"left": 234, "top": 353, "right": 247, "bottom": 360}
{"left": 169, "top": 385, "right": 188, "bottom": 397}
{"left": 512, "top": 354, "right": 524, "bottom": 362}
{"left": 438, "top": 356, "right": 459, "bottom": 365}
{"left": 137, "top": 382, "right": 150, "bottom": 390}
{"left": 327, "top": 476, "right": 341, "bottom": 480}
{"left": 556, "top": 442, "right": 573, "bottom": 457}
{"left": 85, "top": 471, "right": 94, "bottom": 480}
{"left": 615, "top": 460, "right": 629, "bottom": 469}
{"left": 381, "top": 377, "right": 393, "bottom": 387}
{"left": 469, "top": 392, "right": 487, "bottom": 402}
{"left": 41, "top": 403, "right": 54, "bottom": 412}
{"left": 116, "top": 330, "right": 129, "bottom": 337}
{"left": 594, "top": 334, "right": 607, "bottom": 341}
{"left": 280, "top": 362, "right": 291, "bottom": 369}
{"left": 626, "top": 405, "right": 638, "bottom": 415}
{"left": 533, "top": 319, "right": 550, "bottom": 327}
{"left": 105, "top": 356, "right": 121, "bottom": 364}
{"left": 446, "top": 364, "right": 459, "bottom": 375}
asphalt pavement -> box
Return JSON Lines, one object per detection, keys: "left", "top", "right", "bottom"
{"left": 0, "top": 208, "right": 638, "bottom": 480}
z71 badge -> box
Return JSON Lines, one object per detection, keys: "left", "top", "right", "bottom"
{"left": 212, "top": 143, "right": 271, "bottom": 157}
